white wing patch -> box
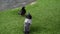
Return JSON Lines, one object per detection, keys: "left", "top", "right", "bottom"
{"left": 24, "top": 18, "right": 32, "bottom": 24}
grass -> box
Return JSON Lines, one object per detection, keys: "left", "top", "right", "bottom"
{"left": 0, "top": 0, "right": 60, "bottom": 34}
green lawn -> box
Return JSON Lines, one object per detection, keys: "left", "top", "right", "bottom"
{"left": 0, "top": 0, "right": 60, "bottom": 34}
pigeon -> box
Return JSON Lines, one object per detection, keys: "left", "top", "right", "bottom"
{"left": 18, "top": 6, "right": 26, "bottom": 16}
{"left": 24, "top": 13, "right": 32, "bottom": 34}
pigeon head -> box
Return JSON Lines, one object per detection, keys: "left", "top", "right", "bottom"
{"left": 26, "top": 13, "right": 32, "bottom": 19}
{"left": 22, "top": 6, "right": 25, "bottom": 10}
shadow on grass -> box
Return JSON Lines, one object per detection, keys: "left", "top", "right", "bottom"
{"left": 30, "top": 25, "right": 47, "bottom": 34}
